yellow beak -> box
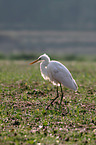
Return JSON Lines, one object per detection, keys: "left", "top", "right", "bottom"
{"left": 29, "top": 59, "right": 39, "bottom": 65}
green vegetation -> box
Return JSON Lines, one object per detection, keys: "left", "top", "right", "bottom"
{"left": 0, "top": 60, "right": 96, "bottom": 144}
{"left": 0, "top": 53, "right": 96, "bottom": 62}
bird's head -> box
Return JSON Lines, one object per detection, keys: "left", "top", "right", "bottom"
{"left": 30, "top": 54, "right": 50, "bottom": 65}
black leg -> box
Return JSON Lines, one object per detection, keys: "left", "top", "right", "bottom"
{"left": 46, "top": 86, "right": 59, "bottom": 109}
{"left": 60, "top": 84, "right": 63, "bottom": 107}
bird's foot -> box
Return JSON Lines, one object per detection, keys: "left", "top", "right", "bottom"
{"left": 46, "top": 106, "right": 49, "bottom": 110}
{"left": 64, "top": 100, "right": 68, "bottom": 105}
{"left": 46, "top": 103, "right": 53, "bottom": 110}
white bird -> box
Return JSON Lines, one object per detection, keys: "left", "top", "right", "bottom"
{"left": 30, "top": 54, "right": 78, "bottom": 109}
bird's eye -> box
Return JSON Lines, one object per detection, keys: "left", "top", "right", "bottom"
{"left": 39, "top": 57, "right": 41, "bottom": 60}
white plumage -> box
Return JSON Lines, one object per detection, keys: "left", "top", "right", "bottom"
{"left": 30, "top": 54, "right": 78, "bottom": 108}
{"left": 39, "top": 54, "right": 77, "bottom": 91}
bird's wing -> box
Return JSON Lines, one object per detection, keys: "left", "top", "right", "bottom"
{"left": 47, "top": 61, "right": 77, "bottom": 90}
{"left": 49, "top": 61, "right": 72, "bottom": 78}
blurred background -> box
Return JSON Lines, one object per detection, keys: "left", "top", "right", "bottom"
{"left": 0, "top": 0, "right": 96, "bottom": 60}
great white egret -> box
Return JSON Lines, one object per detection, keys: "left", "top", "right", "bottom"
{"left": 30, "top": 54, "right": 78, "bottom": 109}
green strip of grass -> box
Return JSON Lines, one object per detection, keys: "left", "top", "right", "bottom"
{"left": 0, "top": 53, "right": 96, "bottom": 61}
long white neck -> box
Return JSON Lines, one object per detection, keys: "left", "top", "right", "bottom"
{"left": 40, "top": 59, "right": 49, "bottom": 80}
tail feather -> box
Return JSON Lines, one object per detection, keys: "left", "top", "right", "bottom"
{"left": 61, "top": 77, "right": 78, "bottom": 91}
{"left": 73, "top": 79, "right": 78, "bottom": 91}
